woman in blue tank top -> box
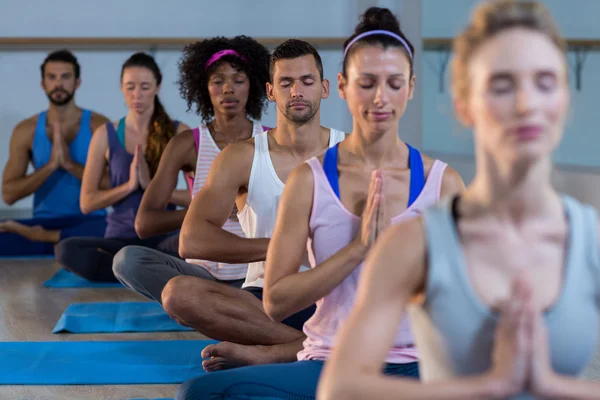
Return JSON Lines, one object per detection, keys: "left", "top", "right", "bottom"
{"left": 320, "top": 1, "right": 600, "bottom": 399}
{"left": 55, "top": 52, "right": 190, "bottom": 282}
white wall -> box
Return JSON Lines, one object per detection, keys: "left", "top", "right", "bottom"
{"left": 0, "top": 0, "right": 355, "bottom": 215}
{"left": 419, "top": 0, "right": 600, "bottom": 210}
{"left": 4, "top": 0, "right": 600, "bottom": 215}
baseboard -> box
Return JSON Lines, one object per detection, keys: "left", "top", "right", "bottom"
{"left": 0, "top": 209, "right": 33, "bottom": 219}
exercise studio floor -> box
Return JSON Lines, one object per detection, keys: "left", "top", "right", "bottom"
{"left": 0, "top": 258, "right": 207, "bottom": 400}
{"left": 2, "top": 259, "right": 600, "bottom": 400}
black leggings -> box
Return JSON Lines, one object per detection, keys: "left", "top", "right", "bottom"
{"left": 55, "top": 233, "right": 180, "bottom": 282}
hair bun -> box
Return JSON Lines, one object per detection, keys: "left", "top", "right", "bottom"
{"left": 356, "top": 7, "right": 401, "bottom": 34}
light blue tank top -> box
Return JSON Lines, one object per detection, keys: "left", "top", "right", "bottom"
{"left": 31, "top": 110, "right": 106, "bottom": 218}
{"left": 411, "top": 194, "right": 600, "bottom": 399}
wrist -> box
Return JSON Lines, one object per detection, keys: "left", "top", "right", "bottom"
{"left": 481, "top": 371, "right": 521, "bottom": 399}
{"left": 349, "top": 239, "right": 369, "bottom": 260}
{"left": 532, "top": 371, "right": 562, "bottom": 399}
{"left": 62, "top": 159, "right": 74, "bottom": 172}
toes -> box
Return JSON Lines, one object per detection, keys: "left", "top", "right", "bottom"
{"left": 201, "top": 344, "right": 218, "bottom": 359}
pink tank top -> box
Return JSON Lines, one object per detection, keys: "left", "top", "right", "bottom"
{"left": 297, "top": 156, "right": 448, "bottom": 363}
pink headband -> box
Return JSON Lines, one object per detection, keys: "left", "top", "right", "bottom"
{"left": 204, "top": 49, "right": 248, "bottom": 70}
{"left": 344, "top": 30, "right": 413, "bottom": 59}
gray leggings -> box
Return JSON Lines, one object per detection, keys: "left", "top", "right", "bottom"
{"left": 113, "top": 246, "right": 244, "bottom": 303}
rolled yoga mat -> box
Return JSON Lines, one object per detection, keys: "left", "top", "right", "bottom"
{"left": 43, "top": 269, "right": 123, "bottom": 288}
{"left": 0, "top": 340, "right": 217, "bottom": 385}
{"left": 53, "top": 302, "right": 193, "bottom": 333}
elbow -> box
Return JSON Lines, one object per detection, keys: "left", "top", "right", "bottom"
{"left": 2, "top": 189, "right": 17, "bottom": 206}
{"left": 79, "top": 195, "right": 95, "bottom": 215}
{"left": 178, "top": 227, "right": 208, "bottom": 260}
{"left": 134, "top": 213, "right": 152, "bottom": 239}
{"left": 263, "top": 291, "right": 288, "bottom": 323}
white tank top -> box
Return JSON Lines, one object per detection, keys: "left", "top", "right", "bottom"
{"left": 238, "top": 127, "right": 347, "bottom": 288}
{"left": 185, "top": 121, "right": 265, "bottom": 281}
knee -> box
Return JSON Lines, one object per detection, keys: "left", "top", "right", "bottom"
{"left": 54, "top": 237, "right": 79, "bottom": 266}
{"left": 112, "top": 245, "right": 149, "bottom": 282}
{"left": 162, "top": 276, "right": 212, "bottom": 319}
{"left": 162, "top": 276, "right": 192, "bottom": 316}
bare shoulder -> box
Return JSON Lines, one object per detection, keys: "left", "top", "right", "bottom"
{"left": 10, "top": 115, "right": 38, "bottom": 147}
{"left": 169, "top": 128, "right": 195, "bottom": 148}
{"left": 286, "top": 162, "right": 315, "bottom": 193}
{"left": 421, "top": 153, "right": 465, "bottom": 197}
{"left": 212, "top": 139, "right": 256, "bottom": 184}
{"left": 89, "top": 111, "right": 110, "bottom": 131}
{"left": 175, "top": 121, "right": 191, "bottom": 133}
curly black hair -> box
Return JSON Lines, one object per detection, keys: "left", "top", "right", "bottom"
{"left": 178, "top": 35, "right": 271, "bottom": 123}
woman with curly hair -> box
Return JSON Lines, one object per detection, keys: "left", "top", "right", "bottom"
{"left": 55, "top": 52, "right": 190, "bottom": 282}
{"left": 113, "top": 36, "right": 272, "bottom": 303}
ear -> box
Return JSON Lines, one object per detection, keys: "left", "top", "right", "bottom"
{"left": 453, "top": 95, "right": 473, "bottom": 127}
{"left": 266, "top": 82, "right": 275, "bottom": 102}
{"left": 155, "top": 83, "right": 161, "bottom": 95}
{"left": 75, "top": 77, "right": 82, "bottom": 90}
{"left": 337, "top": 72, "right": 347, "bottom": 101}
{"left": 321, "top": 78, "right": 330, "bottom": 99}
{"left": 408, "top": 74, "right": 416, "bottom": 100}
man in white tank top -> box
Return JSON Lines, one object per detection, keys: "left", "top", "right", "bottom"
{"left": 162, "top": 40, "right": 346, "bottom": 372}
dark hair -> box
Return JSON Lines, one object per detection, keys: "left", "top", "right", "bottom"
{"left": 178, "top": 35, "right": 270, "bottom": 123}
{"left": 41, "top": 49, "right": 81, "bottom": 79}
{"left": 121, "top": 52, "right": 175, "bottom": 177}
{"left": 452, "top": 0, "right": 566, "bottom": 99}
{"left": 343, "top": 7, "right": 415, "bottom": 77}
{"left": 269, "top": 39, "right": 324, "bottom": 81}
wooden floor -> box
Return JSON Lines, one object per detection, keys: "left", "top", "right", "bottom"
{"left": 0, "top": 258, "right": 207, "bottom": 400}
{"left": 1, "top": 258, "right": 600, "bottom": 400}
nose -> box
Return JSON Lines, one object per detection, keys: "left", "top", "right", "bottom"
{"left": 223, "top": 80, "right": 234, "bottom": 94}
{"left": 290, "top": 82, "right": 304, "bottom": 99}
{"left": 515, "top": 85, "right": 537, "bottom": 116}
{"left": 373, "top": 84, "right": 389, "bottom": 107}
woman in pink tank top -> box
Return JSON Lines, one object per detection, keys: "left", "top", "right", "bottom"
{"left": 112, "top": 36, "right": 272, "bottom": 304}
{"left": 175, "top": 7, "right": 464, "bottom": 400}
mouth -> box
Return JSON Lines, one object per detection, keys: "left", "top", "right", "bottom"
{"left": 514, "top": 124, "right": 544, "bottom": 140}
{"left": 289, "top": 102, "right": 309, "bottom": 110}
{"left": 221, "top": 99, "right": 239, "bottom": 107}
{"left": 369, "top": 111, "right": 392, "bottom": 121}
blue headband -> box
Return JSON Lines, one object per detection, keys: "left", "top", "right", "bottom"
{"left": 343, "top": 30, "right": 413, "bottom": 59}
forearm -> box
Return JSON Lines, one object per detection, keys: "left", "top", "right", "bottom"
{"left": 320, "top": 370, "right": 508, "bottom": 400}
{"left": 180, "top": 221, "right": 269, "bottom": 263}
{"left": 81, "top": 183, "right": 134, "bottom": 214}
{"left": 63, "top": 160, "right": 85, "bottom": 181}
{"left": 266, "top": 240, "right": 367, "bottom": 321}
{"left": 2, "top": 163, "right": 56, "bottom": 204}
{"left": 169, "top": 189, "right": 191, "bottom": 208}
{"left": 536, "top": 374, "right": 600, "bottom": 400}
{"left": 136, "top": 208, "right": 187, "bottom": 239}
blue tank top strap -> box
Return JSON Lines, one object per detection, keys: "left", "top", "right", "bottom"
{"left": 116, "top": 118, "right": 126, "bottom": 148}
{"left": 407, "top": 143, "right": 425, "bottom": 207}
{"left": 323, "top": 143, "right": 341, "bottom": 200}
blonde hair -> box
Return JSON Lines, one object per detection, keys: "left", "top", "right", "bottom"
{"left": 451, "top": 0, "right": 567, "bottom": 99}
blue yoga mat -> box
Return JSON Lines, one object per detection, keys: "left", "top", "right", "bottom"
{"left": 53, "top": 302, "right": 193, "bottom": 333}
{"left": 0, "top": 340, "right": 217, "bottom": 385}
{"left": 44, "top": 269, "right": 123, "bottom": 288}
{"left": 0, "top": 254, "right": 55, "bottom": 260}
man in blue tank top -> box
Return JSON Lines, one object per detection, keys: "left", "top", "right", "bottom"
{"left": 0, "top": 49, "right": 110, "bottom": 256}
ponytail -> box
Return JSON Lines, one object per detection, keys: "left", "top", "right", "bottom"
{"left": 146, "top": 96, "right": 175, "bottom": 177}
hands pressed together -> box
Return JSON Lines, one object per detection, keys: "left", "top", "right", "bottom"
{"left": 128, "top": 144, "right": 151, "bottom": 192}
{"left": 489, "top": 274, "right": 559, "bottom": 398}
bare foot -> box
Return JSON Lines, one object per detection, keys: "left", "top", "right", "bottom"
{"left": 201, "top": 341, "right": 284, "bottom": 373}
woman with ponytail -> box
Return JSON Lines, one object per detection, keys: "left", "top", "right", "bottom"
{"left": 112, "top": 36, "right": 271, "bottom": 304}
{"left": 174, "top": 7, "right": 464, "bottom": 400}
{"left": 55, "top": 52, "right": 190, "bottom": 282}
